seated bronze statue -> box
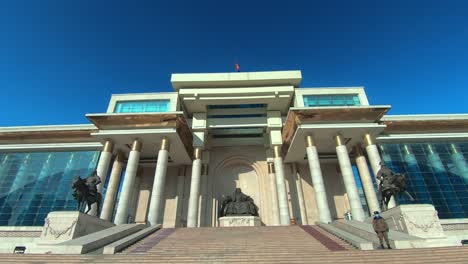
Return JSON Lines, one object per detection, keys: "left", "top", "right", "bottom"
{"left": 219, "top": 188, "right": 259, "bottom": 217}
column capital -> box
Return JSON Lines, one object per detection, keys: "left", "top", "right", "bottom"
{"left": 103, "top": 140, "right": 114, "bottom": 152}
{"left": 363, "top": 133, "right": 374, "bottom": 147}
{"left": 161, "top": 137, "right": 170, "bottom": 151}
{"left": 334, "top": 134, "right": 344, "bottom": 146}
{"left": 194, "top": 147, "right": 202, "bottom": 160}
{"left": 353, "top": 145, "right": 364, "bottom": 157}
{"left": 131, "top": 139, "right": 142, "bottom": 152}
{"left": 305, "top": 135, "right": 315, "bottom": 147}
{"left": 115, "top": 150, "right": 125, "bottom": 162}
{"left": 273, "top": 145, "right": 282, "bottom": 158}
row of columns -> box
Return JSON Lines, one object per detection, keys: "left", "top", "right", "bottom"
{"left": 93, "top": 137, "right": 203, "bottom": 228}
{"left": 266, "top": 133, "right": 386, "bottom": 224}
{"left": 94, "top": 131, "right": 386, "bottom": 226}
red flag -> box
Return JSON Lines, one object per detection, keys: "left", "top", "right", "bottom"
{"left": 235, "top": 63, "right": 240, "bottom": 72}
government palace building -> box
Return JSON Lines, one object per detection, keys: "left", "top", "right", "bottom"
{"left": 0, "top": 70, "right": 467, "bottom": 257}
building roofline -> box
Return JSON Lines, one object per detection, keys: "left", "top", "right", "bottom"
{"left": 382, "top": 114, "right": 468, "bottom": 121}
{"left": 0, "top": 124, "right": 96, "bottom": 133}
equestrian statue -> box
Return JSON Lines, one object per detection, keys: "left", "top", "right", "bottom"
{"left": 376, "top": 162, "right": 414, "bottom": 211}
{"left": 72, "top": 170, "right": 102, "bottom": 214}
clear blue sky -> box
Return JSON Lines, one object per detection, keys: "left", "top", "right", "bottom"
{"left": 1, "top": 0, "right": 467, "bottom": 126}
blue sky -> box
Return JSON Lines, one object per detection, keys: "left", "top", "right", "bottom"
{"left": 1, "top": 0, "right": 467, "bottom": 126}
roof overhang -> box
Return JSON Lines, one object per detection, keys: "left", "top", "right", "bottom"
{"left": 86, "top": 112, "right": 194, "bottom": 163}
{"left": 281, "top": 106, "right": 390, "bottom": 162}
{"left": 0, "top": 124, "right": 98, "bottom": 144}
{"left": 382, "top": 114, "right": 468, "bottom": 134}
{"left": 171, "top": 70, "right": 302, "bottom": 90}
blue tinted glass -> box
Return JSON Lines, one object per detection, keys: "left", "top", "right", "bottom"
{"left": 0, "top": 151, "right": 100, "bottom": 226}
{"left": 114, "top": 100, "right": 170, "bottom": 113}
{"left": 207, "top": 104, "right": 266, "bottom": 109}
{"left": 303, "top": 94, "right": 361, "bottom": 107}
{"left": 378, "top": 142, "right": 468, "bottom": 219}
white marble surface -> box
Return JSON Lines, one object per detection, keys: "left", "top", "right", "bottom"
{"left": 219, "top": 216, "right": 261, "bottom": 227}
{"left": 40, "top": 211, "right": 114, "bottom": 244}
{"left": 380, "top": 204, "right": 445, "bottom": 239}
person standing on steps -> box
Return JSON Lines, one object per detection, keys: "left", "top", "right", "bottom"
{"left": 372, "top": 211, "right": 392, "bottom": 249}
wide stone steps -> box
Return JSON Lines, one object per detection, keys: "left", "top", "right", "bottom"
{"left": 0, "top": 225, "right": 467, "bottom": 263}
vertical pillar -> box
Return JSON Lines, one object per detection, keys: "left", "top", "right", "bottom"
{"left": 354, "top": 145, "right": 380, "bottom": 215}
{"left": 187, "top": 148, "right": 203, "bottom": 228}
{"left": 147, "top": 138, "right": 170, "bottom": 226}
{"left": 273, "top": 146, "right": 291, "bottom": 225}
{"left": 268, "top": 163, "right": 280, "bottom": 226}
{"left": 114, "top": 140, "right": 142, "bottom": 225}
{"left": 90, "top": 140, "right": 114, "bottom": 216}
{"left": 335, "top": 134, "right": 365, "bottom": 221}
{"left": 100, "top": 151, "right": 124, "bottom": 221}
{"left": 292, "top": 163, "right": 308, "bottom": 225}
{"left": 450, "top": 143, "right": 468, "bottom": 184}
{"left": 305, "top": 135, "right": 332, "bottom": 223}
{"left": 364, "top": 133, "right": 396, "bottom": 208}
{"left": 175, "top": 166, "right": 186, "bottom": 227}
{"left": 198, "top": 163, "right": 208, "bottom": 227}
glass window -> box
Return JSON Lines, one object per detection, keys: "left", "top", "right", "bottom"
{"left": 303, "top": 94, "right": 361, "bottom": 107}
{"left": 114, "top": 100, "right": 170, "bottom": 113}
{"left": 378, "top": 142, "right": 468, "bottom": 219}
{"left": 0, "top": 151, "right": 100, "bottom": 226}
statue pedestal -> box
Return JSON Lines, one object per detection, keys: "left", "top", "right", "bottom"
{"left": 219, "top": 216, "right": 261, "bottom": 227}
{"left": 380, "top": 204, "right": 445, "bottom": 239}
{"left": 39, "top": 211, "right": 115, "bottom": 244}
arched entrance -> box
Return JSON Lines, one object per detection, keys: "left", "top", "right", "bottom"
{"left": 212, "top": 156, "right": 264, "bottom": 226}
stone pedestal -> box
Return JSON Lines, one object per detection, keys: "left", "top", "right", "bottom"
{"left": 219, "top": 216, "right": 261, "bottom": 227}
{"left": 380, "top": 204, "right": 445, "bottom": 239}
{"left": 40, "top": 211, "right": 115, "bottom": 244}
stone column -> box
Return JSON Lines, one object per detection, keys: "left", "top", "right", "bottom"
{"left": 364, "top": 133, "right": 396, "bottom": 208}
{"left": 187, "top": 148, "right": 203, "bottom": 228}
{"left": 335, "top": 134, "right": 365, "bottom": 221}
{"left": 273, "top": 146, "right": 291, "bottom": 226}
{"left": 198, "top": 164, "right": 208, "bottom": 227}
{"left": 292, "top": 163, "right": 308, "bottom": 225}
{"left": 147, "top": 138, "right": 170, "bottom": 226}
{"left": 175, "top": 166, "right": 186, "bottom": 227}
{"left": 354, "top": 145, "right": 380, "bottom": 215}
{"left": 305, "top": 135, "right": 332, "bottom": 223}
{"left": 114, "top": 140, "right": 142, "bottom": 225}
{"left": 89, "top": 140, "right": 114, "bottom": 216}
{"left": 100, "top": 151, "right": 124, "bottom": 221}
{"left": 450, "top": 143, "right": 468, "bottom": 184}
{"left": 268, "top": 163, "right": 280, "bottom": 226}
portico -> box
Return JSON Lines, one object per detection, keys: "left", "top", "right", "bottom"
{"left": 74, "top": 71, "right": 393, "bottom": 227}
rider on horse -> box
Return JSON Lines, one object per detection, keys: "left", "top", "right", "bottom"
{"left": 85, "top": 170, "right": 101, "bottom": 198}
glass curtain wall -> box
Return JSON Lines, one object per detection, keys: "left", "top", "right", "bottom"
{"left": 0, "top": 151, "right": 99, "bottom": 226}
{"left": 378, "top": 142, "right": 468, "bottom": 219}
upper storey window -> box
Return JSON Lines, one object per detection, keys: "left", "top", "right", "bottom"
{"left": 303, "top": 94, "right": 360, "bottom": 107}
{"left": 114, "top": 100, "right": 170, "bottom": 113}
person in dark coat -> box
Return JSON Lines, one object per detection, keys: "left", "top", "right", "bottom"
{"left": 372, "top": 211, "right": 392, "bottom": 249}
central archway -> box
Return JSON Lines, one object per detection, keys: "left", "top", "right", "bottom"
{"left": 212, "top": 156, "right": 265, "bottom": 226}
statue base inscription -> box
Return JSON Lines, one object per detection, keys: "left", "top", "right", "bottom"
{"left": 219, "top": 216, "right": 261, "bottom": 227}
{"left": 380, "top": 204, "right": 445, "bottom": 239}
{"left": 39, "top": 211, "right": 114, "bottom": 244}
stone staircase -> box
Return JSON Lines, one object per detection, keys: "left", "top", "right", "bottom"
{"left": 0, "top": 225, "right": 468, "bottom": 263}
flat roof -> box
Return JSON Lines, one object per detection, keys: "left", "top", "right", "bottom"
{"left": 171, "top": 70, "right": 302, "bottom": 90}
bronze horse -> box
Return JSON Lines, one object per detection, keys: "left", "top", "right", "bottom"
{"left": 377, "top": 165, "right": 415, "bottom": 211}
{"left": 72, "top": 174, "right": 102, "bottom": 214}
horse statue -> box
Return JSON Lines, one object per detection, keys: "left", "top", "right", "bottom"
{"left": 72, "top": 171, "right": 102, "bottom": 214}
{"left": 376, "top": 162, "right": 414, "bottom": 211}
